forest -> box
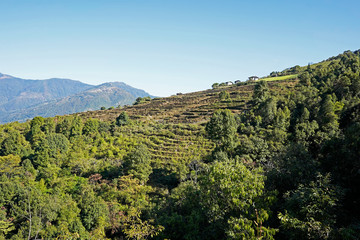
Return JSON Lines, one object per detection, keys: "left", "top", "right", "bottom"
{"left": 0, "top": 50, "right": 360, "bottom": 239}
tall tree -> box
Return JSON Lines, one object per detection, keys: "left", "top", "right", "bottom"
{"left": 116, "top": 112, "right": 130, "bottom": 127}
{"left": 124, "top": 145, "right": 152, "bottom": 183}
{"left": 199, "top": 159, "right": 277, "bottom": 239}
{"left": 253, "top": 80, "right": 270, "bottom": 105}
{"left": 205, "top": 109, "right": 237, "bottom": 152}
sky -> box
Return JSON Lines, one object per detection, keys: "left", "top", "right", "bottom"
{"left": 0, "top": 0, "right": 359, "bottom": 97}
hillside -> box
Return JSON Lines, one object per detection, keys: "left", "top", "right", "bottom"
{"left": 77, "top": 79, "right": 297, "bottom": 124}
{"left": 0, "top": 74, "right": 152, "bottom": 123}
{"left": 77, "top": 50, "right": 360, "bottom": 124}
{"left": 0, "top": 50, "right": 359, "bottom": 239}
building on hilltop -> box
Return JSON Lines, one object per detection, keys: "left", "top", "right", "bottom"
{"left": 225, "top": 81, "right": 233, "bottom": 85}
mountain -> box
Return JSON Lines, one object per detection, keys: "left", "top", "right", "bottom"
{"left": 98, "top": 82, "right": 151, "bottom": 97}
{"left": 0, "top": 74, "right": 152, "bottom": 123}
{"left": 0, "top": 74, "right": 93, "bottom": 111}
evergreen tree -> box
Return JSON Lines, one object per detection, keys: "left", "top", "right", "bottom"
{"left": 83, "top": 118, "right": 99, "bottom": 135}
{"left": 70, "top": 116, "right": 83, "bottom": 137}
{"left": 253, "top": 80, "right": 270, "bottom": 104}
{"left": 116, "top": 112, "right": 130, "bottom": 126}
{"left": 206, "top": 109, "right": 237, "bottom": 152}
{"left": 318, "top": 95, "right": 339, "bottom": 136}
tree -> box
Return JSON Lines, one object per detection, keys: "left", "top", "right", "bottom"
{"left": 267, "top": 143, "right": 318, "bottom": 193}
{"left": 318, "top": 95, "right": 339, "bottom": 136}
{"left": 98, "top": 121, "right": 111, "bottom": 134}
{"left": 78, "top": 185, "right": 108, "bottom": 233}
{"left": 299, "top": 72, "right": 311, "bottom": 86}
{"left": 219, "top": 91, "right": 231, "bottom": 101}
{"left": 105, "top": 175, "right": 163, "bottom": 239}
{"left": 46, "top": 133, "right": 70, "bottom": 159}
{"left": 27, "top": 117, "right": 46, "bottom": 147}
{"left": 83, "top": 118, "right": 99, "bottom": 135}
{"left": 42, "top": 118, "right": 56, "bottom": 134}
{"left": 212, "top": 83, "right": 219, "bottom": 89}
{"left": 55, "top": 117, "right": 72, "bottom": 138}
{"left": 253, "top": 80, "right": 269, "bottom": 105}
{"left": 350, "top": 75, "right": 360, "bottom": 96}
{"left": 31, "top": 135, "right": 50, "bottom": 168}
{"left": 0, "top": 155, "right": 21, "bottom": 177}
{"left": 278, "top": 174, "right": 342, "bottom": 240}
{"left": 7, "top": 179, "right": 62, "bottom": 240}
{"left": 291, "top": 65, "right": 301, "bottom": 74}
{"left": 156, "top": 181, "right": 210, "bottom": 240}
{"left": 274, "top": 106, "right": 291, "bottom": 130}
{"left": 257, "top": 97, "right": 277, "bottom": 126}
{"left": 0, "top": 206, "right": 15, "bottom": 238}
{"left": 293, "top": 120, "right": 319, "bottom": 147}
{"left": 0, "top": 128, "right": 31, "bottom": 158}
{"left": 30, "top": 116, "right": 45, "bottom": 128}
{"left": 118, "top": 209, "right": 164, "bottom": 240}
{"left": 116, "top": 112, "right": 130, "bottom": 126}
{"left": 134, "top": 97, "right": 151, "bottom": 105}
{"left": 199, "top": 159, "right": 277, "bottom": 239}
{"left": 205, "top": 109, "right": 237, "bottom": 152}
{"left": 236, "top": 135, "right": 271, "bottom": 164}
{"left": 70, "top": 116, "right": 83, "bottom": 137}
{"left": 124, "top": 145, "right": 152, "bottom": 183}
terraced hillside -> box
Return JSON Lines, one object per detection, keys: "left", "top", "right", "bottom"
{"left": 69, "top": 78, "right": 297, "bottom": 184}
{"left": 116, "top": 123, "right": 214, "bottom": 183}
{"left": 76, "top": 79, "right": 297, "bottom": 124}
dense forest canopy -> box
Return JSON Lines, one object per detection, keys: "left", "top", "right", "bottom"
{"left": 0, "top": 50, "right": 360, "bottom": 239}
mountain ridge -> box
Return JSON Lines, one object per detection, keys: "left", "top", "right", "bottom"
{"left": 0, "top": 73, "right": 152, "bottom": 123}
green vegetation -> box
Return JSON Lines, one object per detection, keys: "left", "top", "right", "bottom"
{"left": 134, "top": 96, "right": 152, "bottom": 105}
{"left": 115, "top": 112, "right": 130, "bottom": 126}
{"left": 0, "top": 50, "right": 359, "bottom": 239}
{"left": 0, "top": 115, "right": 213, "bottom": 239}
{"left": 219, "top": 90, "right": 231, "bottom": 101}
{"left": 260, "top": 74, "right": 298, "bottom": 81}
{"left": 212, "top": 82, "right": 219, "bottom": 89}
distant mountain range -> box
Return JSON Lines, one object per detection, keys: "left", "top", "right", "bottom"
{"left": 0, "top": 73, "right": 152, "bottom": 123}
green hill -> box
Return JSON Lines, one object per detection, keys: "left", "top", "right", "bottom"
{"left": 0, "top": 50, "right": 359, "bottom": 239}
{"left": 77, "top": 79, "right": 297, "bottom": 124}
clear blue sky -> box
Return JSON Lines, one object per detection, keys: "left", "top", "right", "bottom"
{"left": 0, "top": 0, "right": 359, "bottom": 96}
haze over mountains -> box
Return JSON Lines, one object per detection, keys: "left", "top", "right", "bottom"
{"left": 0, "top": 73, "right": 152, "bottom": 123}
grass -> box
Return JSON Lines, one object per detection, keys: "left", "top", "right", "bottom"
{"left": 260, "top": 74, "right": 298, "bottom": 81}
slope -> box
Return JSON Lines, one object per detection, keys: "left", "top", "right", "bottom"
{"left": 77, "top": 79, "right": 297, "bottom": 124}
